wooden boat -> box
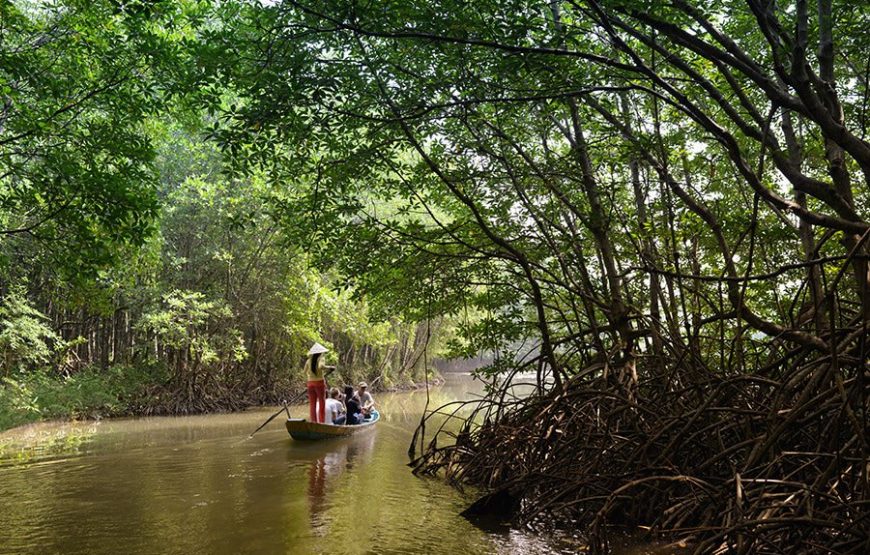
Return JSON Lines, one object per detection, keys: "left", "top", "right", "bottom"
{"left": 285, "top": 410, "right": 380, "bottom": 440}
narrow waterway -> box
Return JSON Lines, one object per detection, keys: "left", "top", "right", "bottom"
{"left": 0, "top": 374, "right": 664, "bottom": 554}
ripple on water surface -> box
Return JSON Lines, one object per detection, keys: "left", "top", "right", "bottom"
{"left": 0, "top": 378, "right": 676, "bottom": 554}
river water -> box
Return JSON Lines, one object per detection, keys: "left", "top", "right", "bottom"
{"left": 0, "top": 374, "right": 666, "bottom": 554}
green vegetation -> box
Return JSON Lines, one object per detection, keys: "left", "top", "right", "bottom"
{"left": 0, "top": 366, "right": 153, "bottom": 430}
{"left": 0, "top": 120, "right": 442, "bottom": 423}
{"left": 0, "top": 1, "right": 447, "bottom": 428}
{"left": 213, "top": 1, "right": 869, "bottom": 551}
{"left": 1, "top": 0, "right": 869, "bottom": 552}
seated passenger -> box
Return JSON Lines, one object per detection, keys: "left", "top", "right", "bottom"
{"left": 343, "top": 385, "right": 363, "bottom": 425}
{"left": 357, "top": 381, "right": 375, "bottom": 418}
{"left": 325, "top": 387, "right": 345, "bottom": 425}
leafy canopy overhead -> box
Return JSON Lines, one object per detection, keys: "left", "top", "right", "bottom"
{"left": 0, "top": 0, "right": 211, "bottom": 276}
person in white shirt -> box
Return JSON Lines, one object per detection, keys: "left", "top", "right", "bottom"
{"left": 324, "top": 387, "right": 346, "bottom": 425}
{"left": 357, "top": 381, "right": 375, "bottom": 417}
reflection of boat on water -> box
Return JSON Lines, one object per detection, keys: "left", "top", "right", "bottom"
{"left": 304, "top": 429, "right": 377, "bottom": 534}
{"left": 286, "top": 410, "right": 380, "bottom": 440}
{"left": 307, "top": 443, "right": 348, "bottom": 532}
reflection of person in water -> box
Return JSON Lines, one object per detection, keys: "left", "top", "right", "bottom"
{"left": 343, "top": 428, "right": 377, "bottom": 471}
{"left": 305, "top": 427, "right": 379, "bottom": 535}
{"left": 307, "top": 445, "right": 348, "bottom": 531}
{"left": 307, "top": 457, "right": 327, "bottom": 523}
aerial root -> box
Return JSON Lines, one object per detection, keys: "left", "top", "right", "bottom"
{"left": 410, "top": 345, "right": 870, "bottom": 554}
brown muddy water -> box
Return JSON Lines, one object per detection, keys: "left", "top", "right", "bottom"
{"left": 0, "top": 374, "right": 671, "bottom": 554}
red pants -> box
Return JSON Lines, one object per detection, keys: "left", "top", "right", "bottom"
{"left": 307, "top": 380, "right": 326, "bottom": 423}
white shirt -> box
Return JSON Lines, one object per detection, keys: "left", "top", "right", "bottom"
{"left": 358, "top": 390, "right": 374, "bottom": 409}
{"left": 324, "top": 398, "right": 343, "bottom": 425}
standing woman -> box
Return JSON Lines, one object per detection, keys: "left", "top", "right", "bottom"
{"left": 305, "top": 343, "right": 329, "bottom": 423}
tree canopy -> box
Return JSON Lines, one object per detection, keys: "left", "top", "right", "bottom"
{"left": 213, "top": 0, "right": 869, "bottom": 550}
{"left": 1, "top": 0, "right": 868, "bottom": 551}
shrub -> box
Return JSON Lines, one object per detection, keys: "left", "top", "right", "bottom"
{"left": 0, "top": 365, "right": 160, "bottom": 432}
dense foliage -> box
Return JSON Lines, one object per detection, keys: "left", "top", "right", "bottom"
{"left": 213, "top": 0, "right": 869, "bottom": 552}
{"left": 1, "top": 0, "right": 868, "bottom": 552}
{"left": 0, "top": 1, "right": 444, "bottom": 429}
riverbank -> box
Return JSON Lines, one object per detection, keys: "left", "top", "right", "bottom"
{"left": 0, "top": 366, "right": 154, "bottom": 432}
{"left": 0, "top": 366, "right": 444, "bottom": 433}
{"left": 412, "top": 356, "right": 870, "bottom": 553}
{"left": 383, "top": 375, "right": 446, "bottom": 391}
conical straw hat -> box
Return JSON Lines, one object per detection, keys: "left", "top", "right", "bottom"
{"left": 308, "top": 343, "right": 328, "bottom": 355}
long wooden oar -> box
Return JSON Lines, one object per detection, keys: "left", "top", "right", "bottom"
{"left": 248, "top": 398, "right": 298, "bottom": 438}
{"left": 248, "top": 369, "right": 334, "bottom": 438}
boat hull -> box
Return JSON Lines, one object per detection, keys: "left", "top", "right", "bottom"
{"left": 285, "top": 411, "right": 380, "bottom": 440}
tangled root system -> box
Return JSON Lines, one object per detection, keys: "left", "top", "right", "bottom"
{"left": 410, "top": 346, "right": 869, "bottom": 554}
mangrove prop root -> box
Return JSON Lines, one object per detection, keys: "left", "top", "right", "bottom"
{"left": 410, "top": 337, "right": 870, "bottom": 553}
